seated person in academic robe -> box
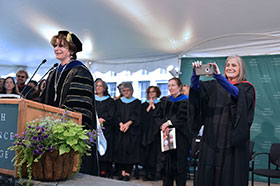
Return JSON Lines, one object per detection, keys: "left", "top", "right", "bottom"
{"left": 190, "top": 55, "right": 256, "bottom": 186}
{"left": 95, "top": 79, "right": 115, "bottom": 178}
{"left": 154, "top": 77, "right": 192, "bottom": 186}
{"left": 42, "top": 30, "right": 97, "bottom": 175}
{"left": 113, "top": 82, "right": 141, "bottom": 181}
{"left": 140, "top": 86, "right": 161, "bottom": 181}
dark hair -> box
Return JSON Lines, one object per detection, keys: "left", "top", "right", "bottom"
{"left": 117, "top": 83, "right": 123, "bottom": 96}
{"left": 94, "top": 79, "right": 109, "bottom": 96}
{"left": 1, "top": 77, "right": 18, "bottom": 94}
{"left": 168, "top": 77, "right": 183, "bottom": 91}
{"left": 28, "top": 80, "right": 38, "bottom": 86}
{"left": 38, "top": 79, "right": 47, "bottom": 92}
{"left": 50, "top": 33, "right": 79, "bottom": 60}
{"left": 146, "top": 86, "right": 161, "bottom": 99}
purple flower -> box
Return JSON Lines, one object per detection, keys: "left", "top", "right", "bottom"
{"left": 32, "top": 142, "right": 38, "bottom": 147}
{"left": 38, "top": 145, "right": 44, "bottom": 150}
{"left": 89, "top": 137, "right": 94, "bottom": 143}
{"left": 33, "top": 149, "right": 39, "bottom": 155}
{"left": 38, "top": 136, "right": 44, "bottom": 142}
{"left": 49, "top": 147, "right": 54, "bottom": 152}
{"left": 31, "top": 136, "right": 38, "bottom": 141}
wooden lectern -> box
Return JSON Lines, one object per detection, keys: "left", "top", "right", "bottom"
{"left": 0, "top": 99, "right": 82, "bottom": 177}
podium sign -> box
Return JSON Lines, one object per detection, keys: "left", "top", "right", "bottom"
{"left": 0, "top": 104, "right": 18, "bottom": 171}
{"left": 0, "top": 99, "right": 82, "bottom": 176}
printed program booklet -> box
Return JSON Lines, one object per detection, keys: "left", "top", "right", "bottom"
{"left": 161, "top": 128, "right": 176, "bottom": 152}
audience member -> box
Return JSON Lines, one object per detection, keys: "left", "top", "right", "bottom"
{"left": 16, "top": 70, "right": 28, "bottom": 93}
{"left": 34, "top": 79, "right": 47, "bottom": 102}
{"left": 0, "top": 78, "right": 4, "bottom": 92}
{"left": 190, "top": 56, "right": 256, "bottom": 186}
{"left": 27, "top": 80, "right": 38, "bottom": 88}
{"left": 0, "top": 77, "right": 19, "bottom": 94}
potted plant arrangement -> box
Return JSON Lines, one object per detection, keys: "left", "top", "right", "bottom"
{"left": 9, "top": 111, "right": 96, "bottom": 186}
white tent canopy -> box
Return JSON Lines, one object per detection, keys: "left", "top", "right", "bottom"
{"left": 1, "top": 0, "right": 280, "bottom": 75}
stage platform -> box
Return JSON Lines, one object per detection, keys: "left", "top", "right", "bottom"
{"left": 0, "top": 173, "right": 278, "bottom": 186}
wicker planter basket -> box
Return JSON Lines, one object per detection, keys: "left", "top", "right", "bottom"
{"left": 22, "top": 150, "right": 79, "bottom": 181}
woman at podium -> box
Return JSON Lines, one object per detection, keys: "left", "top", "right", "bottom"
{"left": 42, "top": 30, "right": 97, "bottom": 175}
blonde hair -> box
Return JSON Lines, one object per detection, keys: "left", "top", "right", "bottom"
{"left": 223, "top": 55, "right": 247, "bottom": 82}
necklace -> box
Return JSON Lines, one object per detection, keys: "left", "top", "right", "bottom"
{"left": 54, "top": 61, "right": 71, "bottom": 101}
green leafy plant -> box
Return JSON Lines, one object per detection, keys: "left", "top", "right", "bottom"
{"left": 9, "top": 111, "right": 96, "bottom": 185}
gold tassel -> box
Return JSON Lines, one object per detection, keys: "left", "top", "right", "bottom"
{"left": 66, "top": 32, "right": 72, "bottom": 42}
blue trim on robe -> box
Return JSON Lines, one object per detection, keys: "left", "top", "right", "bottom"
{"left": 145, "top": 99, "right": 160, "bottom": 104}
{"left": 95, "top": 95, "right": 110, "bottom": 101}
{"left": 57, "top": 60, "right": 85, "bottom": 74}
{"left": 120, "top": 96, "right": 136, "bottom": 103}
{"left": 213, "top": 73, "right": 239, "bottom": 98}
{"left": 168, "top": 94, "right": 188, "bottom": 102}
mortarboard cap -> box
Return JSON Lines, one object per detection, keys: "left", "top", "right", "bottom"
{"left": 58, "top": 30, "right": 82, "bottom": 52}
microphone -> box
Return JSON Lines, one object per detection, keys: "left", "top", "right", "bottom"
{"left": 23, "top": 63, "right": 59, "bottom": 99}
{"left": 20, "top": 59, "right": 47, "bottom": 98}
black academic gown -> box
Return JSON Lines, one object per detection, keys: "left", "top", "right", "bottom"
{"left": 189, "top": 80, "right": 255, "bottom": 186}
{"left": 154, "top": 95, "right": 192, "bottom": 179}
{"left": 113, "top": 98, "right": 141, "bottom": 164}
{"left": 95, "top": 97, "right": 115, "bottom": 162}
{"left": 43, "top": 61, "right": 97, "bottom": 175}
{"left": 140, "top": 101, "right": 161, "bottom": 172}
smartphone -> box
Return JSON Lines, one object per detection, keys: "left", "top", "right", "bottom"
{"left": 195, "top": 64, "right": 214, "bottom": 75}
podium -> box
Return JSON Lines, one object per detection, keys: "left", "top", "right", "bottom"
{"left": 0, "top": 99, "right": 82, "bottom": 177}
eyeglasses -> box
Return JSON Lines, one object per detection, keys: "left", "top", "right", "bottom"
{"left": 17, "top": 75, "right": 26, "bottom": 78}
{"left": 148, "top": 91, "right": 156, "bottom": 93}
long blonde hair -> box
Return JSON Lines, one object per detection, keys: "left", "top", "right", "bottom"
{"left": 223, "top": 55, "right": 247, "bottom": 82}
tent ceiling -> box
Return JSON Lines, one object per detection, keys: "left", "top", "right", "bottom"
{"left": 1, "top": 0, "right": 280, "bottom": 73}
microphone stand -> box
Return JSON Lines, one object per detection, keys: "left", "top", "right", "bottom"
{"left": 23, "top": 63, "right": 58, "bottom": 99}
{"left": 20, "top": 59, "right": 47, "bottom": 98}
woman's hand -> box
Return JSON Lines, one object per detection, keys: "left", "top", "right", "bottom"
{"left": 209, "top": 62, "right": 221, "bottom": 75}
{"left": 122, "top": 123, "right": 130, "bottom": 133}
{"left": 147, "top": 99, "right": 155, "bottom": 112}
{"left": 98, "top": 118, "right": 106, "bottom": 125}
{"left": 161, "top": 121, "right": 171, "bottom": 132}
{"left": 192, "top": 61, "right": 202, "bottom": 69}
{"left": 120, "top": 121, "right": 132, "bottom": 133}
{"left": 119, "top": 122, "right": 124, "bottom": 132}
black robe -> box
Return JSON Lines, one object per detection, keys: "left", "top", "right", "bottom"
{"left": 140, "top": 101, "right": 161, "bottom": 171}
{"left": 154, "top": 95, "right": 192, "bottom": 176}
{"left": 189, "top": 80, "right": 255, "bottom": 186}
{"left": 113, "top": 98, "right": 141, "bottom": 164}
{"left": 95, "top": 97, "right": 115, "bottom": 162}
{"left": 42, "top": 61, "right": 97, "bottom": 175}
